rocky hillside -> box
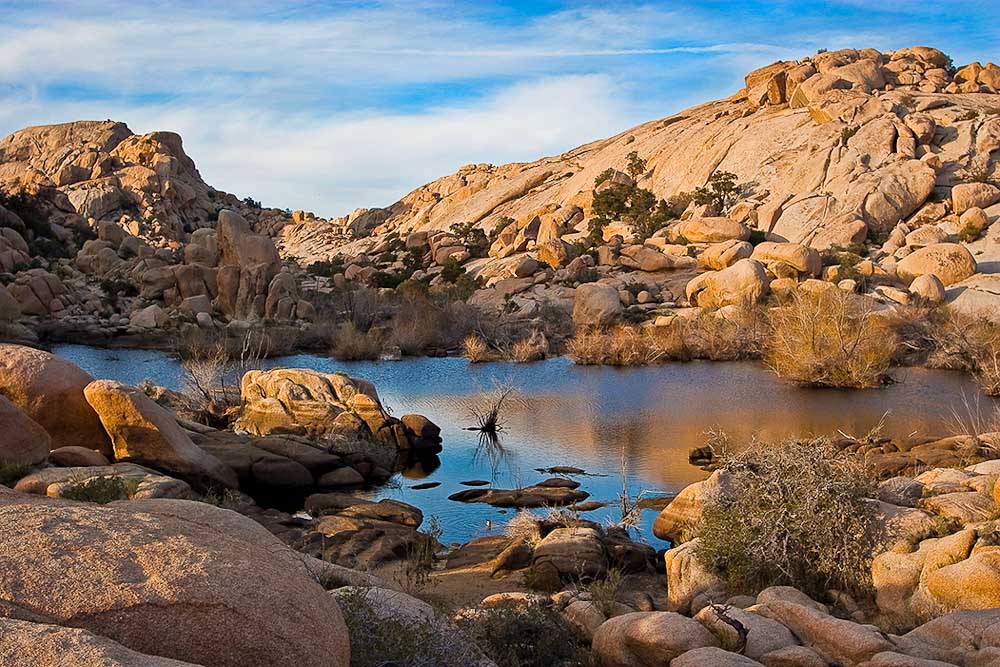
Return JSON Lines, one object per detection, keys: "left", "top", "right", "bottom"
{"left": 278, "top": 46, "right": 1000, "bottom": 263}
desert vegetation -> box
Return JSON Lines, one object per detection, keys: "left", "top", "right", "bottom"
{"left": 763, "top": 289, "right": 896, "bottom": 388}
{"left": 697, "top": 438, "right": 883, "bottom": 598}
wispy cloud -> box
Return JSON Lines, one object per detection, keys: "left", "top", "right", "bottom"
{"left": 0, "top": 1, "right": 997, "bottom": 215}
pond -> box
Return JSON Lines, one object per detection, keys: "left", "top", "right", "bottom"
{"left": 54, "top": 344, "right": 991, "bottom": 545}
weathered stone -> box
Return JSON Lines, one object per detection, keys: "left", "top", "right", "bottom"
{"left": 896, "top": 243, "right": 977, "bottom": 286}
{"left": 591, "top": 611, "right": 720, "bottom": 667}
{"left": 573, "top": 283, "right": 624, "bottom": 327}
{"left": 0, "top": 395, "right": 50, "bottom": 467}
{"left": 0, "top": 345, "right": 109, "bottom": 454}
{"left": 83, "top": 380, "right": 237, "bottom": 491}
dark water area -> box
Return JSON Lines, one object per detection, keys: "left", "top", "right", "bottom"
{"left": 54, "top": 344, "right": 992, "bottom": 545}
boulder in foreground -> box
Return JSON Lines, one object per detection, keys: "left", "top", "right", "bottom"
{"left": 0, "top": 495, "right": 349, "bottom": 667}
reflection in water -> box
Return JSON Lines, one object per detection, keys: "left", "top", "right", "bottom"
{"left": 472, "top": 430, "right": 511, "bottom": 484}
{"left": 54, "top": 345, "right": 997, "bottom": 544}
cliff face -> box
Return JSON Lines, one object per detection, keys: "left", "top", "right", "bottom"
{"left": 275, "top": 46, "right": 1000, "bottom": 265}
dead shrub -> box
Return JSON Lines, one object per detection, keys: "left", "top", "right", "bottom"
{"left": 697, "top": 438, "right": 882, "bottom": 598}
{"left": 508, "top": 332, "right": 548, "bottom": 363}
{"left": 333, "top": 322, "right": 382, "bottom": 360}
{"left": 930, "top": 313, "right": 1000, "bottom": 395}
{"left": 763, "top": 289, "right": 895, "bottom": 388}
{"left": 505, "top": 510, "right": 542, "bottom": 547}
{"left": 462, "top": 334, "right": 494, "bottom": 363}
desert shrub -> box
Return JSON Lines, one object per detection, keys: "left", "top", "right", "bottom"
{"left": 587, "top": 568, "right": 623, "bottom": 618}
{"left": 338, "top": 588, "right": 485, "bottom": 667}
{"left": 98, "top": 278, "right": 138, "bottom": 305}
{"left": 821, "top": 249, "right": 866, "bottom": 285}
{"left": 450, "top": 221, "right": 489, "bottom": 257}
{"left": 306, "top": 258, "right": 345, "bottom": 277}
{"left": 693, "top": 171, "right": 741, "bottom": 212}
{"left": 387, "top": 292, "right": 478, "bottom": 355}
{"left": 961, "top": 158, "right": 996, "bottom": 185}
{"left": 840, "top": 125, "right": 859, "bottom": 146}
{"left": 930, "top": 314, "right": 1000, "bottom": 395}
{"left": 957, "top": 220, "right": 984, "bottom": 243}
{"left": 697, "top": 438, "right": 882, "bottom": 598}
{"left": 462, "top": 333, "right": 493, "bottom": 363}
{"left": 567, "top": 312, "right": 763, "bottom": 367}
{"left": 508, "top": 333, "right": 548, "bottom": 363}
{"left": 763, "top": 289, "right": 895, "bottom": 388}
{"left": 333, "top": 322, "right": 382, "bottom": 360}
{"left": 505, "top": 510, "right": 542, "bottom": 547}
{"left": 456, "top": 601, "right": 592, "bottom": 667}
{"left": 0, "top": 462, "right": 31, "bottom": 487}
{"left": 439, "top": 256, "right": 467, "bottom": 284}
{"left": 61, "top": 476, "right": 138, "bottom": 504}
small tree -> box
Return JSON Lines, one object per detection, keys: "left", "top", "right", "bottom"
{"left": 625, "top": 151, "right": 646, "bottom": 181}
{"left": 693, "top": 171, "right": 741, "bottom": 212}
{"left": 450, "top": 221, "right": 489, "bottom": 257}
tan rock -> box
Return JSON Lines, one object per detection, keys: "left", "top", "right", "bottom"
{"left": 674, "top": 217, "right": 750, "bottom": 244}
{"left": 750, "top": 242, "right": 821, "bottom": 276}
{"left": 754, "top": 599, "right": 893, "bottom": 665}
{"left": 0, "top": 617, "right": 205, "bottom": 667}
{"left": 664, "top": 539, "right": 727, "bottom": 614}
{"left": 909, "top": 274, "right": 946, "bottom": 303}
{"left": 686, "top": 259, "right": 769, "bottom": 309}
{"left": 573, "top": 283, "right": 624, "bottom": 327}
{"left": 83, "top": 380, "right": 237, "bottom": 491}
{"left": 699, "top": 240, "right": 753, "bottom": 270}
{"left": 695, "top": 604, "right": 798, "bottom": 660}
{"left": 653, "top": 471, "right": 730, "bottom": 543}
{"left": 896, "top": 243, "right": 977, "bottom": 286}
{"left": 591, "top": 611, "right": 720, "bottom": 667}
{"left": 0, "top": 395, "right": 50, "bottom": 467}
{"left": 0, "top": 345, "right": 109, "bottom": 454}
{"left": 0, "top": 496, "right": 349, "bottom": 667}
{"left": 672, "top": 647, "right": 764, "bottom": 666}
{"left": 953, "top": 183, "right": 1000, "bottom": 215}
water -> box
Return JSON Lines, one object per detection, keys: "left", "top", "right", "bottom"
{"left": 54, "top": 344, "right": 991, "bottom": 545}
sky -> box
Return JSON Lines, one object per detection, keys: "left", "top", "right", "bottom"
{"left": 1, "top": 1, "right": 998, "bottom": 218}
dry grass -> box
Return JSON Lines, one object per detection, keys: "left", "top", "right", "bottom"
{"left": 508, "top": 333, "right": 548, "bottom": 363}
{"left": 505, "top": 510, "right": 543, "bottom": 547}
{"left": 930, "top": 313, "right": 1000, "bottom": 396}
{"left": 333, "top": 322, "right": 382, "bottom": 360}
{"left": 462, "top": 334, "right": 494, "bottom": 363}
{"left": 567, "top": 308, "right": 763, "bottom": 366}
{"left": 763, "top": 289, "right": 895, "bottom": 388}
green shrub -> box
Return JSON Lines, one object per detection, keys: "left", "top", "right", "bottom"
{"left": 957, "top": 220, "right": 984, "bottom": 243}
{"left": 450, "top": 221, "right": 489, "bottom": 257}
{"left": 306, "top": 258, "right": 345, "bottom": 277}
{"left": 0, "top": 462, "right": 31, "bottom": 487}
{"left": 338, "top": 588, "right": 485, "bottom": 667}
{"left": 697, "top": 438, "right": 882, "bottom": 598}
{"left": 840, "top": 125, "right": 859, "bottom": 146}
{"left": 693, "top": 171, "right": 741, "bottom": 212}
{"left": 61, "top": 476, "right": 137, "bottom": 504}
{"left": 439, "top": 256, "right": 466, "bottom": 284}
{"left": 456, "top": 601, "right": 592, "bottom": 667}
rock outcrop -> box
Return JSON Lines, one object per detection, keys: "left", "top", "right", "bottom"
{"left": 0, "top": 495, "right": 349, "bottom": 667}
{"left": 0, "top": 344, "right": 109, "bottom": 453}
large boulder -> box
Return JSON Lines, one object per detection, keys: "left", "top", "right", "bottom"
{"left": 83, "top": 380, "right": 237, "bottom": 491}
{"left": 0, "top": 345, "right": 109, "bottom": 454}
{"left": 674, "top": 217, "right": 750, "bottom": 243}
{"left": 664, "top": 539, "right": 727, "bottom": 614}
{"left": 0, "top": 617, "right": 205, "bottom": 667}
{"left": 532, "top": 526, "right": 608, "bottom": 580}
{"left": 699, "top": 240, "right": 753, "bottom": 270}
{"left": 653, "top": 471, "right": 730, "bottom": 544}
{"left": 0, "top": 496, "right": 349, "bottom": 667}
{"left": 754, "top": 599, "right": 893, "bottom": 665}
{"left": 952, "top": 183, "right": 1000, "bottom": 215}
{"left": 236, "top": 368, "right": 386, "bottom": 439}
{"left": 750, "top": 242, "right": 821, "bottom": 276}
{"left": 572, "top": 283, "right": 624, "bottom": 328}
{"left": 591, "top": 611, "right": 720, "bottom": 667}
{"left": 0, "top": 395, "right": 50, "bottom": 467}
{"left": 685, "top": 259, "right": 769, "bottom": 309}
{"left": 896, "top": 243, "right": 977, "bottom": 286}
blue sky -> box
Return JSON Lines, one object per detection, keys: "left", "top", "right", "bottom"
{"left": 1, "top": 1, "right": 998, "bottom": 216}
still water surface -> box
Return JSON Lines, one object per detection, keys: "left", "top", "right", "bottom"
{"left": 54, "top": 344, "right": 990, "bottom": 544}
